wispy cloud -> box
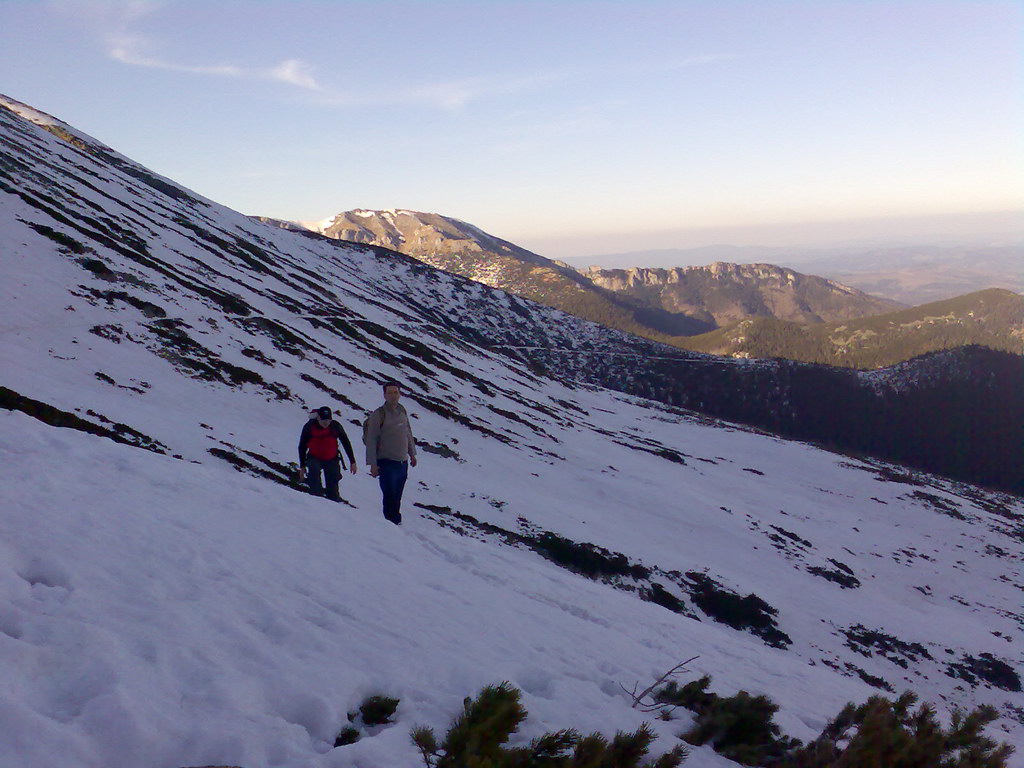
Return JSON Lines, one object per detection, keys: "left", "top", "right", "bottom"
{"left": 103, "top": 18, "right": 512, "bottom": 108}
{"left": 267, "top": 59, "right": 321, "bottom": 91}
{"left": 82, "top": 0, "right": 559, "bottom": 111}
{"left": 107, "top": 30, "right": 322, "bottom": 90}
{"left": 55, "top": 1, "right": 733, "bottom": 110}
{"left": 107, "top": 32, "right": 245, "bottom": 77}
{"left": 54, "top": 0, "right": 322, "bottom": 90}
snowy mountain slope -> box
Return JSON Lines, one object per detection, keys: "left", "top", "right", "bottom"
{"left": 277, "top": 216, "right": 1024, "bottom": 494}
{"left": 0, "top": 94, "right": 713, "bottom": 459}
{"left": 2, "top": 411, "right": 854, "bottom": 768}
{"left": 1, "top": 95, "right": 1023, "bottom": 767}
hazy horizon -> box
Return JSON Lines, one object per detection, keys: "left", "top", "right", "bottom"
{"left": 518, "top": 209, "right": 1024, "bottom": 263}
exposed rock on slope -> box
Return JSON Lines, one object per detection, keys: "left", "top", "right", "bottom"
{"left": 583, "top": 262, "right": 903, "bottom": 327}
{"left": 570, "top": 244, "right": 1024, "bottom": 306}
{"left": 316, "top": 209, "right": 711, "bottom": 336}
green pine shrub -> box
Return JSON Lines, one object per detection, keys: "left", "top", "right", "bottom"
{"left": 655, "top": 675, "right": 1013, "bottom": 767}
{"left": 779, "top": 691, "right": 1014, "bottom": 768}
{"left": 334, "top": 693, "right": 401, "bottom": 748}
{"left": 685, "top": 573, "right": 791, "bottom": 648}
{"left": 359, "top": 694, "right": 401, "bottom": 727}
{"left": 529, "top": 532, "right": 650, "bottom": 581}
{"left": 682, "top": 690, "right": 797, "bottom": 765}
{"left": 653, "top": 675, "right": 715, "bottom": 713}
{"left": 410, "top": 682, "right": 687, "bottom": 767}
{"left": 655, "top": 676, "right": 796, "bottom": 765}
{"left": 334, "top": 725, "right": 360, "bottom": 747}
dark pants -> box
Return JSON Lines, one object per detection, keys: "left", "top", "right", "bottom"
{"left": 306, "top": 457, "right": 342, "bottom": 501}
{"left": 377, "top": 458, "right": 408, "bottom": 525}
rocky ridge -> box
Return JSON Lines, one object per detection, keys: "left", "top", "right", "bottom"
{"left": 583, "top": 262, "right": 903, "bottom": 327}
{"left": 313, "top": 208, "right": 709, "bottom": 337}
{"left": 304, "top": 210, "right": 902, "bottom": 338}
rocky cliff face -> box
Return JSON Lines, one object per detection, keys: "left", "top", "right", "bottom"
{"left": 314, "top": 209, "right": 712, "bottom": 337}
{"left": 584, "top": 263, "right": 903, "bottom": 327}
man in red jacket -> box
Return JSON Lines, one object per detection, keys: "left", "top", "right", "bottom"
{"left": 299, "top": 406, "right": 357, "bottom": 502}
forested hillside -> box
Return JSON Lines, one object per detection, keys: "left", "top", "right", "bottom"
{"left": 683, "top": 288, "right": 1024, "bottom": 368}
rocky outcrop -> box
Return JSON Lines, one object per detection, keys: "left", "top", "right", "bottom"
{"left": 321, "top": 209, "right": 563, "bottom": 279}
{"left": 584, "top": 263, "right": 903, "bottom": 327}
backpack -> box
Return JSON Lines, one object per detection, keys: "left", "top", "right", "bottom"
{"left": 362, "top": 408, "right": 385, "bottom": 447}
{"left": 307, "top": 421, "right": 340, "bottom": 461}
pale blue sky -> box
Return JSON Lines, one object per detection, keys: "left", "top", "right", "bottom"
{"left": 1, "top": 0, "right": 1021, "bottom": 257}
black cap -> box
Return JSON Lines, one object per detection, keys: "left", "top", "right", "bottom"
{"left": 317, "top": 406, "right": 332, "bottom": 419}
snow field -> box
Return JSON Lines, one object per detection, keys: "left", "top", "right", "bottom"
{"left": 1, "top": 410, "right": 838, "bottom": 767}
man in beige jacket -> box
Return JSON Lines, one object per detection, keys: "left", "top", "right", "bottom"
{"left": 364, "top": 381, "right": 417, "bottom": 525}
